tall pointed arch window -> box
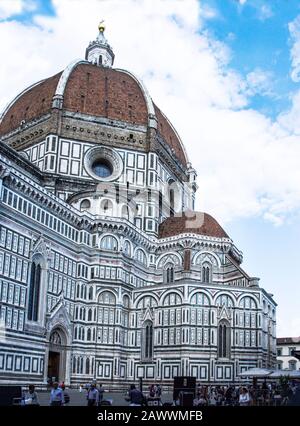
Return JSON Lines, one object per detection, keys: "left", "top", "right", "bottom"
{"left": 168, "top": 179, "right": 175, "bottom": 216}
{"left": 28, "top": 261, "right": 41, "bottom": 321}
{"left": 135, "top": 249, "right": 147, "bottom": 266}
{"left": 123, "top": 240, "right": 131, "bottom": 257}
{"left": 142, "top": 320, "right": 153, "bottom": 360}
{"left": 218, "top": 319, "right": 230, "bottom": 358}
{"left": 165, "top": 264, "right": 175, "bottom": 283}
{"left": 202, "top": 263, "right": 211, "bottom": 283}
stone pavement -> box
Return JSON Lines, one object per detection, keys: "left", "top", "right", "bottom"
{"left": 37, "top": 389, "right": 173, "bottom": 406}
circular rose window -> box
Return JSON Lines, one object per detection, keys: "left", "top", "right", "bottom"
{"left": 84, "top": 146, "right": 123, "bottom": 182}
{"left": 91, "top": 158, "right": 113, "bottom": 178}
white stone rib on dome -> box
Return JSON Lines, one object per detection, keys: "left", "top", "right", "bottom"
{"left": 54, "top": 59, "right": 88, "bottom": 97}
{"left": 53, "top": 62, "right": 157, "bottom": 131}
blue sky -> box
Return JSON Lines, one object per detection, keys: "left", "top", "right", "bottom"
{"left": 198, "top": 0, "right": 300, "bottom": 336}
{"left": 202, "top": 0, "right": 299, "bottom": 117}
{"left": 0, "top": 0, "right": 55, "bottom": 23}
{"left": 0, "top": 0, "right": 300, "bottom": 337}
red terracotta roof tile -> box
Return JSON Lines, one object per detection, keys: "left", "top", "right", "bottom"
{"left": 159, "top": 211, "right": 229, "bottom": 239}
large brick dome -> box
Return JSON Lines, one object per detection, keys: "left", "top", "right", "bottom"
{"left": 0, "top": 62, "right": 188, "bottom": 167}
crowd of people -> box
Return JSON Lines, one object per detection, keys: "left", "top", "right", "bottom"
{"left": 192, "top": 382, "right": 300, "bottom": 406}
{"left": 21, "top": 381, "right": 70, "bottom": 406}
{"left": 19, "top": 379, "right": 300, "bottom": 406}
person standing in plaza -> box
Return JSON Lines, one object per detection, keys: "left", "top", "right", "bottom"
{"left": 125, "top": 384, "right": 147, "bottom": 406}
{"left": 87, "top": 383, "right": 99, "bottom": 406}
{"left": 156, "top": 384, "right": 162, "bottom": 399}
{"left": 22, "top": 384, "right": 39, "bottom": 406}
{"left": 239, "top": 387, "right": 250, "bottom": 406}
{"left": 98, "top": 383, "right": 105, "bottom": 405}
{"left": 49, "top": 382, "right": 65, "bottom": 406}
{"left": 149, "top": 384, "right": 155, "bottom": 398}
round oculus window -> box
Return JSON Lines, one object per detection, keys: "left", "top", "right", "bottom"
{"left": 91, "top": 159, "right": 113, "bottom": 178}
{"left": 84, "top": 146, "right": 123, "bottom": 182}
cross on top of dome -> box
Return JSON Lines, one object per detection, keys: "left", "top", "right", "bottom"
{"left": 85, "top": 21, "right": 115, "bottom": 67}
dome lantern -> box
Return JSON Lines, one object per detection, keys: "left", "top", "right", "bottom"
{"left": 85, "top": 21, "right": 115, "bottom": 67}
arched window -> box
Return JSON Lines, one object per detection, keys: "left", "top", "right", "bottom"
{"left": 202, "top": 263, "right": 211, "bottom": 283}
{"left": 165, "top": 265, "right": 174, "bottom": 283}
{"left": 168, "top": 179, "right": 176, "bottom": 216}
{"left": 190, "top": 292, "right": 210, "bottom": 306}
{"left": 100, "top": 199, "right": 113, "bottom": 216}
{"left": 169, "top": 189, "right": 174, "bottom": 216}
{"left": 218, "top": 320, "right": 230, "bottom": 358}
{"left": 72, "top": 357, "right": 76, "bottom": 373}
{"left": 80, "top": 357, "right": 83, "bottom": 374}
{"left": 163, "top": 292, "right": 182, "bottom": 306}
{"left": 99, "top": 55, "right": 102, "bottom": 65}
{"left": 159, "top": 191, "right": 163, "bottom": 217}
{"left": 100, "top": 235, "right": 118, "bottom": 251}
{"left": 137, "top": 296, "right": 157, "bottom": 309}
{"left": 143, "top": 321, "right": 153, "bottom": 360}
{"left": 121, "top": 205, "right": 129, "bottom": 220}
{"left": 87, "top": 328, "right": 91, "bottom": 341}
{"left": 88, "top": 309, "right": 92, "bottom": 322}
{"left": 74, "top": 327, "right": 78, "bottom": 340}
{"left": 216, "top": 294, "right": 234, "bottom": 308}
{"left": 89, "top": 287, "right": 93, "bottom": 301}
{"left": 98, "top": 291, "right": 116, "bottom": 305}
{"left": 123, "top": 295, "right": 130, "bottom": 308}
{"left": 28, "top": 261, "right": 41, "bottom": 321}
{"left": 136, "top": 249, "right": 147, "bottom": 266}
{"left": 123, "top": 240, "right": 131, "bottom": 257}
{"left": 80, "top": 199, "right": 90, "bottom": 211}
{"left": 238, "top": 296, "right": 257, "bottom": 310}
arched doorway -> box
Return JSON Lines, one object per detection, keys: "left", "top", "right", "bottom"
{"left": 47, "top": 328, "right": 68, "bottom": 384}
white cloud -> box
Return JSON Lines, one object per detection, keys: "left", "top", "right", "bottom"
{"left": 289, "top": 15, "right": 300, "bottom": 82}
{"left": 199, "top": 3, "right": 219, "bottom": 21}
{"left": 0, "top": 0, "right": 36, "bottom": 19}
{"left": 258, "top": 4, "right": 273, "bottom": 21}
{"left": 246, "top": 67, "right": 274, "bottom": 97}
{"left": 0, "top": 0, "right": 23, "bottom": 19}
{"left": 0, "top": 0, "right": 300, "bottom": 229}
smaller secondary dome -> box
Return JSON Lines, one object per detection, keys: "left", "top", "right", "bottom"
{"left": 158, "top": 211, "right": 229, "bottom": 239}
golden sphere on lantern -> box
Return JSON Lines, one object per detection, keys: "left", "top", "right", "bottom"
{"left": 98, "top": 21, "right": 105, "bottom": 33}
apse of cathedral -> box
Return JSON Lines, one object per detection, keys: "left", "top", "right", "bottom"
{"left": 0, "top": 24, "right": 276, "bottom": 387}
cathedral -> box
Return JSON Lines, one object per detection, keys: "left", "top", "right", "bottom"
{"left": 0, "top": 24, "right": 277, "bottom": 388}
